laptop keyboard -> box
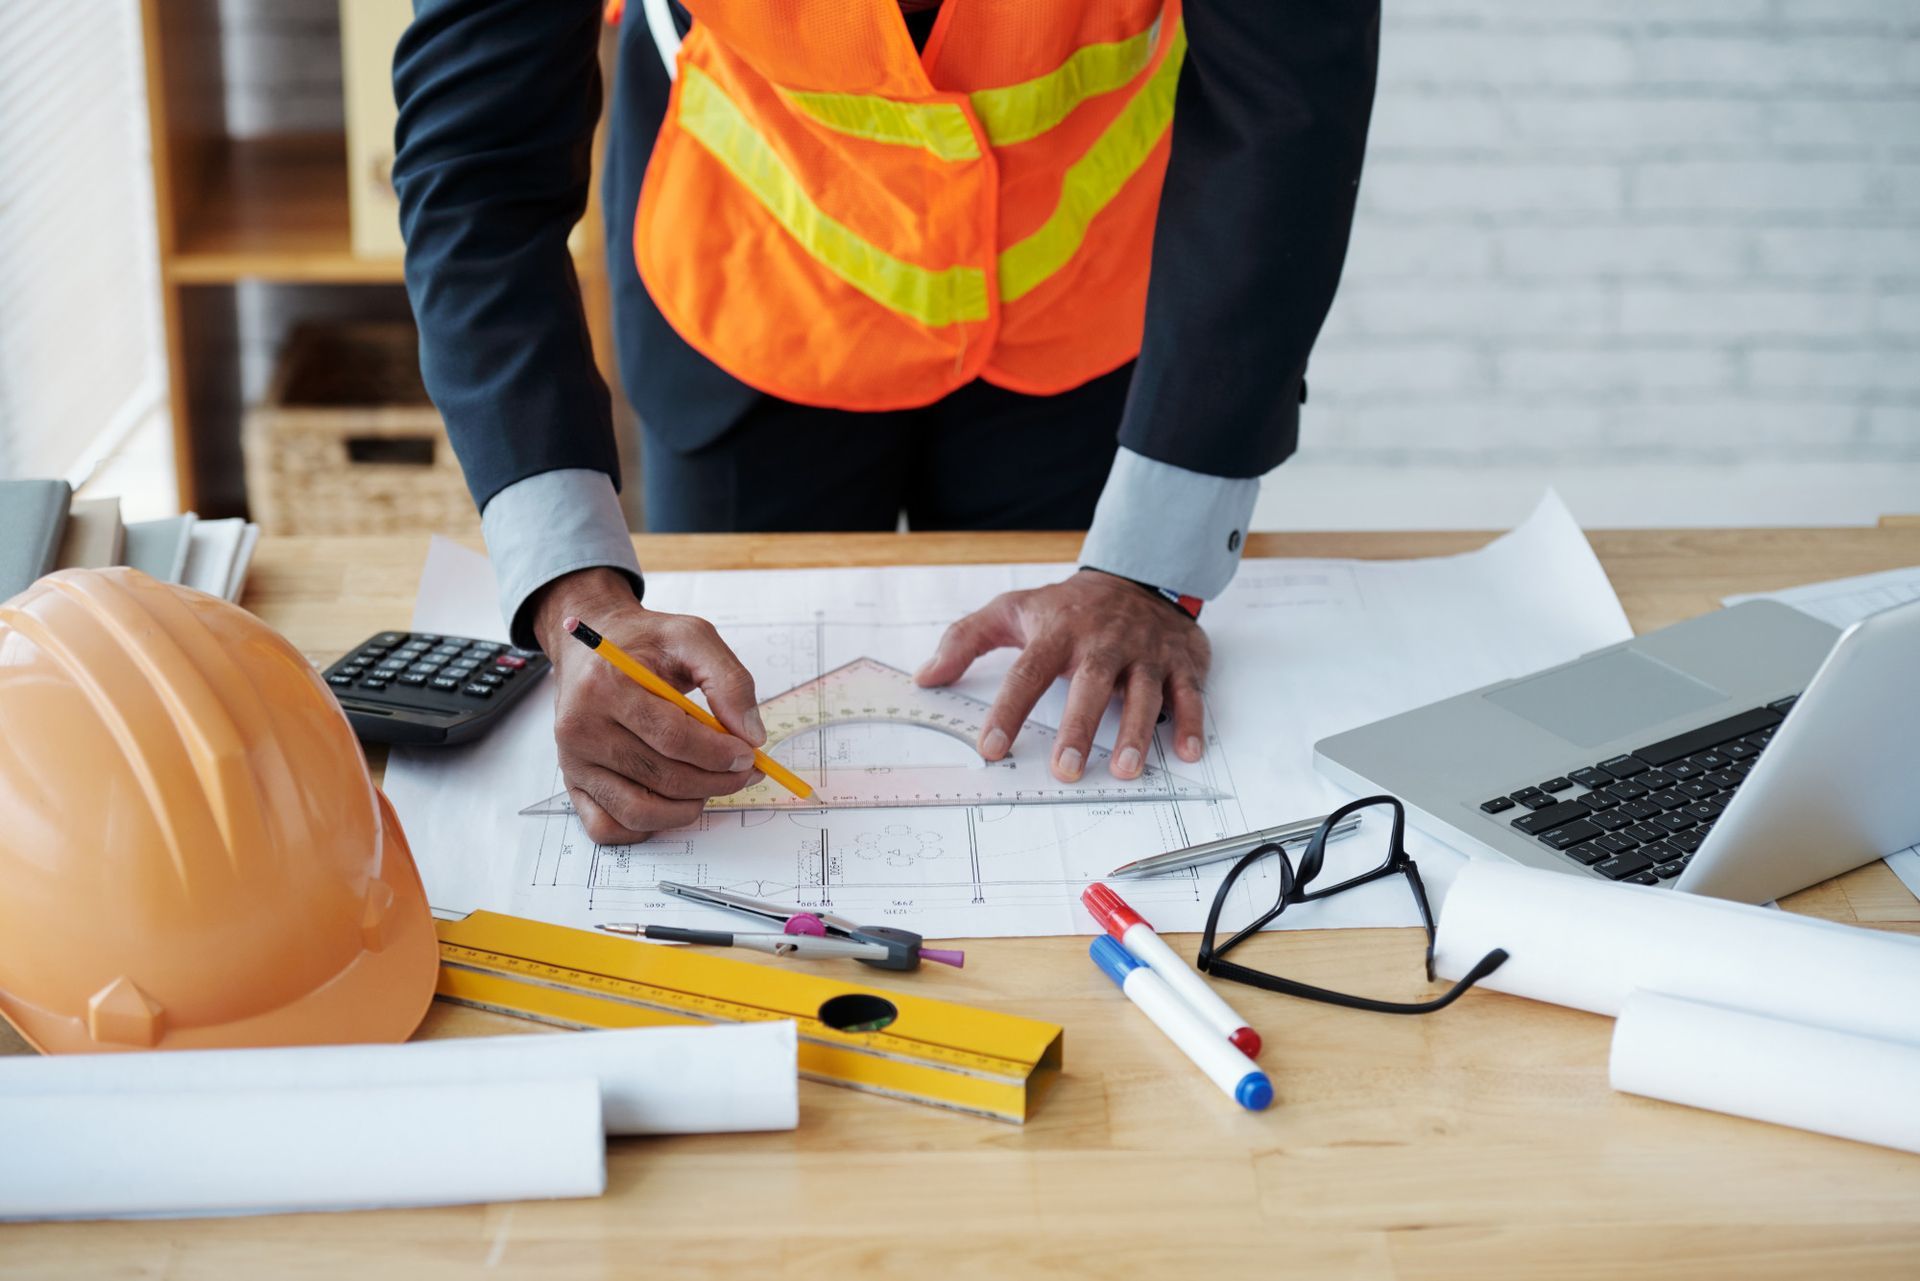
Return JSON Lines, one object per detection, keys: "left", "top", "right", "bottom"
{"left": 1478, "top": 695, "right": 1799, "bottom": 885}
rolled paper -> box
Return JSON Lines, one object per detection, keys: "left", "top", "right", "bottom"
{"left": 1433, "top": 860, "right": 1920, "bottom": 1044}
{"left": 0, "top": 1078, "right": 605, "bottom": 1220}
{"left": 1611, "top": 992, "right": 1920, "bottom": 1156}
{"left": 0, "top": 1022, "right": 800, "bottom": 1136}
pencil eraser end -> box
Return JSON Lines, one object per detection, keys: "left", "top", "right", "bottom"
{"left": 1229, "top": 1027, "right": 1262, "bottom": 1058}
{"left": 562, "top": 616, "right": 579, "bottom": 633}
{"left": 1236, "top": 1073, "right": 1274, "bottom": 1112}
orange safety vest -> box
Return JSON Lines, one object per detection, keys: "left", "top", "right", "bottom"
{"left": 627, "top": 0, "right": 1186, "bottom": 411}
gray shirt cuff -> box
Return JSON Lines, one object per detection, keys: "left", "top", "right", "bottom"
{"left": 480, "top": 468, "right": 643, "bottom": 649}
{"left": 1078, "top": 448, "right": 1260, "bottom": 600}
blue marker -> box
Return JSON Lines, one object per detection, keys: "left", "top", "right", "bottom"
{"left": 1090, "top": 936, "right": 1273, "bottom": 1111}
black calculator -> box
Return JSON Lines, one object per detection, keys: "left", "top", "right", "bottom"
{"left": 321, "top": 631, "right": 552, "bottom": 745}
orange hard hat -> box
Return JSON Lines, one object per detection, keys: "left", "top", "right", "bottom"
{"left": 0, "top": 568, "right": 437, "bottom": 1053}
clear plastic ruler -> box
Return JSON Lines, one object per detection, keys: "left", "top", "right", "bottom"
{"left": 521, "top": 657, "right": 1226, "bottom": 814}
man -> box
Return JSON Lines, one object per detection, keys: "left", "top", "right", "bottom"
{"left": 394, "top": 0, "right": 1377, "bottom": 845}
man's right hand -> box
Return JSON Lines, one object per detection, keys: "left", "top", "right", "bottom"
{"left": 530, "top": 568, "right": 766, "bottom": 845}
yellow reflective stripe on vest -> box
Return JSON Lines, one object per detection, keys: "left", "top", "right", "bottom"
{"left": 997, "top": 22, "right": 1185, "bottom": 305}
{"left": 970, "top": 16, "right": 1163, "bottom": 148}
{"left": 777, "top": 10, "right": 1166, "bottom": 159}
{"left": 678, "top": 65, "right": 990, "bottom": 329}
{"left": 783, "top": 89, "right": 981, "bottom": 163}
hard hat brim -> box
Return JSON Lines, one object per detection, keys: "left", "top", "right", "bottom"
{"left": 1, "top": 789, "right": 440, "bottom": 1054}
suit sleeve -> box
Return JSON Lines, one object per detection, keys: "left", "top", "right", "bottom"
{"left": 392, "top": 0, "right": 619, "bottom": 514}
{"left": 1123, "top": 0, "right": 1379, "bottom": 477}
{"left": 1082, "top": 0, "right": 1379, "bottom": 600}
{"left": 393, "top": 0, "right": 645, "bottom": 643}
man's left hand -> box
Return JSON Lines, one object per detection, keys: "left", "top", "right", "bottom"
{"left": 914, "top": 570, "right": 1210, "bottom": 782}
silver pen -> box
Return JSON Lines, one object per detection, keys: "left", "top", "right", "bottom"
{"left": 1106, "top": 813, "right": 1364, "bottom": 879}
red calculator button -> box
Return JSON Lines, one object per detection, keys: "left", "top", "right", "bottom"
{"left": 494, "top": 654, "right": 527, "bottom": 670}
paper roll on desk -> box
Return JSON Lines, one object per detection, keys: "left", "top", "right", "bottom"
{"left": 0, "top": 1023, "right": 799, "bottom": 1136}
{"left": 1432, "top": 861, "right": 1920, "bottom": 1043}
{"left": 1610, "top": 992, "right": 1920, "bottom": 1156}
{"left": 0, "top": 1079, "right": 605, "bottom": 1221}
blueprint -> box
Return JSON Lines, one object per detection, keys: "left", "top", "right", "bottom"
{"left": 385, "top": 492, "right": 1633, "bottom": 939}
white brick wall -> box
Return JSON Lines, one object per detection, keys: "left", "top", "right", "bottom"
{"left": 1304, "top": 0, "right": 1920, "bottom": 472}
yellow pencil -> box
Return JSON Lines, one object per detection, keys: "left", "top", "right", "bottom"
{"left": 563, "top": 617, "right": 813, "bottom": 800}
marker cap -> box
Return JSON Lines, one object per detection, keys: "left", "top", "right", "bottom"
{"left": 1089, "top": 935, "right": 1142, "bottom": 987}
{"left": 1236, "top": 1072, "right": 1274, "bottom": 1111}
{"left": 1081, "top": 882, "right": 1146, "bottom": 939}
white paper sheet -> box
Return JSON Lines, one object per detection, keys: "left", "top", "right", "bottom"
{"left": 387, "top": 492, "right": 1633, "bottom": 939}
{"left": 1611, "top": 991, "right": 1920, "bottom": 1155}
{"left": 0, "top": 1023, "right": 797, "bottom": 1136}
{"left": 224, "top": 522, "right": 261, "bottom": 601}
{"left": 1434, "top": 861, "right": 1920, "bottom": 1042}
{"left": 1888, "top": 847, "right": 1920, "bottom": 900}
{"left": 180, "top": 516, "right": 247, "bottom": 597}
{"left": 1723, "top": 564, "right": 1920, "bottom": 901}
{"left": 0, "top": 1078, "right": 605, "bottom": 1221}
{"left": 1725, "top": 563, "right": 1920, "bottom": 629}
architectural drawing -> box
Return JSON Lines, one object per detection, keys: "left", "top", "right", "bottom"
{"left": 514, "top": 628, "right": 1267, "bottom": 938}
{"left": 388, "top": 495, "right": 1631, "bottom": 939}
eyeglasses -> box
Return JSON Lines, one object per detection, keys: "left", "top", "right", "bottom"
{"left": 1196, "top": 794, "right": 1508, "bottom": 1015}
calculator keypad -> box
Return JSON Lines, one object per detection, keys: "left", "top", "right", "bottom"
{"left": 321, "top": 631, "right": 548, "bottom": 744}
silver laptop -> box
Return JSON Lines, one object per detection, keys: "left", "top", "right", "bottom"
{"left": 1314, "top": 597, "right": 1920, "bottom": 905}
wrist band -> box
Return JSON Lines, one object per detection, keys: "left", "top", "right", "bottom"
{"left": 1080, "top": 567, "right": 1203, "bottom": 620}
{"left": 1148, "top": 584, "right": 1204, "bottom": 621}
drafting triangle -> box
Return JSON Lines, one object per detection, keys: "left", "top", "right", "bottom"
{"left": 522, "top": 657, "right": 1227, "bottom": 814}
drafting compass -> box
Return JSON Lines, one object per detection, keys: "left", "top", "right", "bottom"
{"left": 523, "top": 657, "right": 1227, "bottom": 814}
{"left": 599, "top": 880, "right": 965, "bottom": 972}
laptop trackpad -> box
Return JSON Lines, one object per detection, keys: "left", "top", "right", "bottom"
{"left": 1484, "top": 649, "right": 1727, "bottom": 748}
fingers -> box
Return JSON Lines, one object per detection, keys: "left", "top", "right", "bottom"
{"left": 560, "top": 673, "right": 760, "bottom": 802}
{"left": 917, "top": 595, "right": 1020, "bottom": 689}
{"left": 550, "top": 605, "right": 771, "bottom": 841}
{"left": 1109, "top": 666, "right": 1164, "bottom": 779}
{"left": 981, "top": 638, "right": 1069, "bottom": 761}
{"left": 1168, "top": 673, "right": 1206, "bottom": 762}
{"left": 1050, "top": 647, "right": 1126, "bottom": 782}
{"left": 567, "top": 768, "right": 703, "bottom": 845}
{"left": 601, "top": 722, "right": 764, "bottom": 801}
{"left": 621, "top": 687, "right": 759, "bottom": 776}
{"left": 651, "top": 615, "right": 766, "bottom": 748}
{"left": 567, "top": 787, "right": 643, "bottom": 847}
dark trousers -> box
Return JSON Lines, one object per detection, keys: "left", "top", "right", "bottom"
{"left": 640, "top": 364, "right": 1133, "bottom": 533}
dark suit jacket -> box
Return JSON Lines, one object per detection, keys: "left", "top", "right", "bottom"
{"left": 394, "top": 0, "right": 1378, "bottom": 512}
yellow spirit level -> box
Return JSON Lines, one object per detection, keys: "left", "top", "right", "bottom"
{"left": 436, "top": 911, "right": 1063, "bottom": 1123}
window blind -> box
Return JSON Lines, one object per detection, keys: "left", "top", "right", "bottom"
{"left": 0, "top": 1, "right": 164, "bottom": 483}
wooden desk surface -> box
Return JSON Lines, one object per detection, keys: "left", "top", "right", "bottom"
{"left": 8, "top": 526, "right": 1920, "bottom": 1280}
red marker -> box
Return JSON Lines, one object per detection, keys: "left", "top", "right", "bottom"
{"left": 1082, "top": 882, "right": 1263, "bottom": 1058}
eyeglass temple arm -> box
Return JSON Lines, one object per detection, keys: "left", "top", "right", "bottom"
{"left": 1202, "top": 947, "right": 1509, "bottom": 1017}
{"left": 1205, "top": 948, "right": 1505, "bottom": 1014}
{"left": 1401, "top": 858, "right": 1441, "bottom": 978}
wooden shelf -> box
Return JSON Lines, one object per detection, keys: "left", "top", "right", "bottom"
{"left": 168, "top": 134, "right": 404, "bottom": 285}
{"left": 141, "top": 0, "right": 617, "bottom": 516}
